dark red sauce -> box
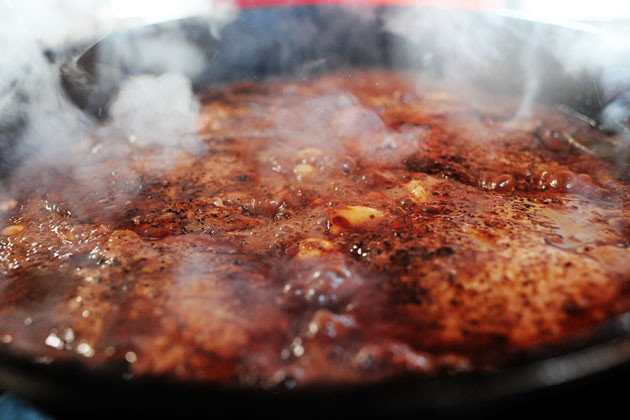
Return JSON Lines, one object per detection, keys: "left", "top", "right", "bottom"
{"left": 0, "top": 70, "right": 628, "bottom": 388}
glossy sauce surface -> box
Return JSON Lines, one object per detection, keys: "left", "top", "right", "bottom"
{"left": 0, "top": 70, "right": 628, "bottom": 388}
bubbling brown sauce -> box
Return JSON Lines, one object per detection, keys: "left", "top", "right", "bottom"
{"left": 0, "top": 70, "right": 628, "bottom": 388}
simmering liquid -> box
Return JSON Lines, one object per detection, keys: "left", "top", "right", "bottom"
{"left": 0, "top": 70, "right": 628, "bottom": 388}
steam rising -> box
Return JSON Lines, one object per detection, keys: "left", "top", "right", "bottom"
{"left": 109, "top": 73, "right": 200, "bottom": 146}
{"left": 0, "top": 2, "right": 96, "bottom": 175}
{"left": 383, "top": 9, "right": 506, "bottom": 82}
{"left": 1, "top": 2, "right": 628, "bottom": 193}
{"left": 109, "top": 32, "right": 207, "bottom": 80}
{"left": 384, "top": 6, "right": 630, "bottom": 132}
{"left": 0, "top": 0, "right": 237, "bottom": 186}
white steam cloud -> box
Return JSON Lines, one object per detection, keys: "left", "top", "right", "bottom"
{"left": 0, "top": 0, "right": 237, "bottom": 175}
{"left": 0, "top": 0, "right": 101, "bottom": 168}
{"left": 383, "top": 5, "right": 630, "bottom": 131}
{"left": 109, "top": 73, "right": 200, "bottom": 146}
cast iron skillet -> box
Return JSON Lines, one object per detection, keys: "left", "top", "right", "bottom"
{"left": 0, "top": 5, "right": 628, "bottom": 416}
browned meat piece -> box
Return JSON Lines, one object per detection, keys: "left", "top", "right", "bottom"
{"left": 0, "top": 69, "right": 628, "bottom": 388}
